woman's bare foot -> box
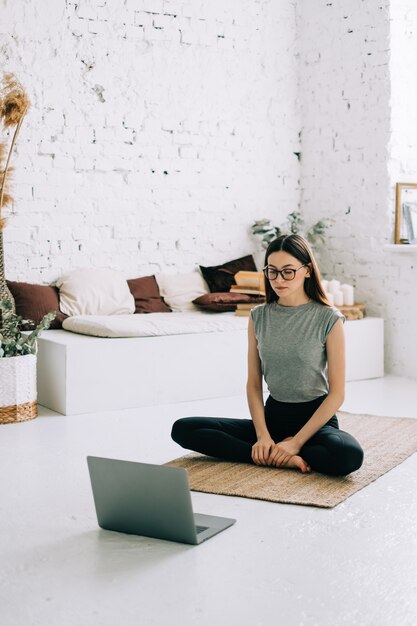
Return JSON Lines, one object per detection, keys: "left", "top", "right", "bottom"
{"left": 283, "top": 455, "right": 311, "bottom": 473}
{"left": 277, "top": 437, "right": 311, "bottom": 473}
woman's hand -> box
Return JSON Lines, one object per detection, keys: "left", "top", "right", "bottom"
{"left": 252, "top": 436, "right": 275, "bottom": 466}
{"left": 267, "top": 437, "right": 301, "bottom": 468}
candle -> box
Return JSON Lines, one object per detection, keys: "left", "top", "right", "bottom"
{"left": 325, "top": 291, "right": 334, "bottom": 306}
{"left": 341, "top": 284, "right": 354, "bottom": 306}
{"left": 321, "top": 279, "right": 329, "bottom": 291}
{"left": 328, "top": 279, "right": 341, "bottom": 295}
{"left": 334, "top": 290, "right": 344, "bottom": 306}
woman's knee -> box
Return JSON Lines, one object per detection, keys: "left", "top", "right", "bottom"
{"left": 329, "top": 435, "right": 364, "bottom": 476}
{"left": 171, "top": 416, "right": 206, "bottom": 445}
{"left": 345, "top": 443, "right": 364, "bottom": 473}
{"left": 171, "top": 417, "right": 192, "bottom": 444}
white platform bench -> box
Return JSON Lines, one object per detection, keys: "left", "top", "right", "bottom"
{"left": 36, "top": 315, "right": 384, "bottom": 415}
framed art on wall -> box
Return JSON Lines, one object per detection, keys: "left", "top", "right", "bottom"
{"left": 395, "top": 182, "right": 417, "bottom": 244}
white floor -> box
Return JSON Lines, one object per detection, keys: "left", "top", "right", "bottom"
{"left": 2, "top": 375, "right": 417, "bottom": 626}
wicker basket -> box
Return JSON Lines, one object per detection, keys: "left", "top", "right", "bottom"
{"left": 0, "top": 354, "right": 38, "bottom": 424}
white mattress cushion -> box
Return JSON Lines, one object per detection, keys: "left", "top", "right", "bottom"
{"left": 155, "top": 271, "right": 209, "bottom": 312}
{"left": 56, "top": 268, "right": 135, "bottom": 316}
{"left": 62, "top": 311, "right": 249, "bottom": 337}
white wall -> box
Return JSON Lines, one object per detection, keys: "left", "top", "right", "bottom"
{"left": 0, "top": 0, "right": 300, "bottom": 282}
{"left": 296, "top": 0, "right": 417, "bottom": 378}
{"left": 2, "top": 0, "right": 417, "bottom": 378}
{"left": 296, "top": 0, "right": 392, "bottom": 288}
{"left": 387, "top": 0, "right": 417, "bottom": 377}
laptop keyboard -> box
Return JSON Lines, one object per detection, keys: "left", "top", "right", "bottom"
{"left": 196, "top": 525, "right": 209, "bottom": 534}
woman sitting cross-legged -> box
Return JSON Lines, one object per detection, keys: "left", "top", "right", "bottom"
{"left": 171, "top": 234, "right": 364, "bottom": 477}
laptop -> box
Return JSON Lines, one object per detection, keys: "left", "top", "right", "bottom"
{"left": 87, "top": 456, "right": 236, "bottom": 545}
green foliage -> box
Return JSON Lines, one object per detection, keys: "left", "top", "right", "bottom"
{"left": 251, "top": 218, "right": 282, "bottom": 247}
{"left": 251, "top": 212, "right": 333, "bottom": 249}
{"left": 287, "top": 211, "right": 305, "bottom": 235}
{"left": 0, "top": 298, "right": 56, "bottom": 358}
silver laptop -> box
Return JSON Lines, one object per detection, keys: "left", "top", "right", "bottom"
{"left": 87, "top": 456, "right": 236, "bottom": 545}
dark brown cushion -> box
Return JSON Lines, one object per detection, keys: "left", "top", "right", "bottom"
{"left": 199, "top": 255, "right": 257, "bottom": 292}
{"left": 127, "top": 275, "right": 171, "bottom": 313}
{"left": 6, "top": 281, "right": 67, "bottom": 329}
{"left": 193, "top": 292, "right": 265, "bottom": 312}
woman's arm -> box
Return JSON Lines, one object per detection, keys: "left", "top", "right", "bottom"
{"left": 246, "top": 317, "right": 275, "bottom": 465}
{"left": 267, "top": 318, "right": 345, "bottom": 467}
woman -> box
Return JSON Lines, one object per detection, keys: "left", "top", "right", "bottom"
{"left": 171, "top": 234, "right": 364, "bottom": 476}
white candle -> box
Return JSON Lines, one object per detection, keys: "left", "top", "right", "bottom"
{"left": 328, "top": 279, "right": 341, "bottom": 295}
{"left": 321, "top": 279, "right": 329, "bottom": 291}
{"left": 325, "top": 291, "right": 334, "bottom": 306}
{"left": 341, "top": 284, "right": 354, "bottom": 306}
{"left": 334, "top": 290, "right": 344, "bottom": 306}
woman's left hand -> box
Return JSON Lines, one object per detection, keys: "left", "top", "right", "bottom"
{"left": 267, "top": 437, "right": 301, "bottom": 467}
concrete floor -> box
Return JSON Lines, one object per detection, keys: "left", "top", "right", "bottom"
{"left": 1, "top": 375, "right": 417, "bottom": 626}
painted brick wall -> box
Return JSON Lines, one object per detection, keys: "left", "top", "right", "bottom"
{"left": 387, "top": 0, "right": 417, "bottom": 377}
{"left": 296, "top": 0, "right": 417, "bottom": 378}
{"left": 2, "top": 0, "right": 416, "bottom": 378}
{"left": 297, "top": 0, "right": 392, "bottom": 285}
{"left": 0, "top": 0, "right": 300, "bottom": 283}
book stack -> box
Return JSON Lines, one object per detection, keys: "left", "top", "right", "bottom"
{"left": 231, "top": 271, "right": 266, "bottom": 316}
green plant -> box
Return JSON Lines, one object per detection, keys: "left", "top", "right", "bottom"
{"left": 0, "top": 298, "right": 56, "bottom": 358}
{"left": 252, "top": 211, "right": 333, "bottom": 249}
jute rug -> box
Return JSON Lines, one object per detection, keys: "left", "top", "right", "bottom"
{"left": 166, "top": 412, "right": 417, "bottom": 508}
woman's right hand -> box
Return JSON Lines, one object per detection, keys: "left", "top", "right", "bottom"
{"left": 252, "top": 436, "right": 275, "bottom": 466}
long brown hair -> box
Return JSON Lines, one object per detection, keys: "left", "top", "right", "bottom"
{"left": 263, "top": 234, "right": 330, "bottom": 305}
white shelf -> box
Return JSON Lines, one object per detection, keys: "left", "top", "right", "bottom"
{"left": 384, "top": 244, "right": 417, "bottom": 254}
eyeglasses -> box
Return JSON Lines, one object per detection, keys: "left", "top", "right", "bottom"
{"left": 262, "top": 265, "right": 306, "bottom": 281}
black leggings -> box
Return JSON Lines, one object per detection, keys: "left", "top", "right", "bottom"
{"left": 171, "top": 395, "right": 364, "bottom": 477}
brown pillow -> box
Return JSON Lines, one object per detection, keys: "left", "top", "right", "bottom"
{"left": 127, "top": 275, "right": 171, "bottom": 313}
{"left": 199, "top": 255, "right": 257, "bottom": 292}
{"left": 6, "top": 281, "right": 67, "bottom": 329}
{"left": 193, "top": 292, "right": 265, "bottom": 312}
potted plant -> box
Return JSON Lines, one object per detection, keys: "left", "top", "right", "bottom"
{"left": 0, "top": 299, "right": 56, "bottom": 424}
{"left": 252, "top": 211, "right": 333, "bottom": 249}
{"left": 0, "top": 74, "right": 58, "bottom": 424}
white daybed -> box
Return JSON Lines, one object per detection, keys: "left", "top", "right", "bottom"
{"left": 36, "top": 312, "right": 384, "bottom": 416}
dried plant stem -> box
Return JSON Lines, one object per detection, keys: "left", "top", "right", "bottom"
{"left": 0, "top": 230, "right": 15, "bottom": 316}
{"left": 0, "top": 106, "right": 28, "bottom": 220}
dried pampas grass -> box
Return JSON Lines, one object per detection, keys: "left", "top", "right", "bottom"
{"left": 0, "top": 73, "right": 30, "bottom": 231}
{"left": 0, "top": 73, "right": 30, "bottom": 128}
{"left": 0, "top": 147, "right": 14, "bottom": 229}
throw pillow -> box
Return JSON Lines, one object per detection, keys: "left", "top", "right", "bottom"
{"left": 155, "top": 271, "right": 209, "bottom": 312}
{"left": 193, "top": 292, "right": 265, "bottom": 312}
{"left": 6, "top": 280, "right": 68, "bottom": 329}
{"left": 127, "top": 275, "right": 171, "bottom": 314}
{"left": 199, "top": 255, "right": 257, "bottom": 292}
{"left": 56, "top": 268, "right": 135, "bottom": 316}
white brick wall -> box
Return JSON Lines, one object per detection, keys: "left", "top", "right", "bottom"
{"left": 1, "top": 0, "right": 300, "bottom": 282}
{"left": 297, "top": 0, "right": 392, "bottom": 280}
{"left": 297, "top": 0, "right": 417, "bottom": 378}
{"left": 387, "top": 0, "right": 417, "bottom": 377}
{"left": 2, "top": 0, "right": 416, "bottom": 378}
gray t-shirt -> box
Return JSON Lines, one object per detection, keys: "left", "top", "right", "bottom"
{"left": 251, "top": 300, "right": 344, "bottom": 403}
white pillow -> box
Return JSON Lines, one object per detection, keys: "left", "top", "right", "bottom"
{"left": 56, "top": 268, "right": 135, "bottom": 316}
{"left": 155, "top": 271, "right": 209, "bottom": 312}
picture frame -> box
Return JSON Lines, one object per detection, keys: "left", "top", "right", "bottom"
{"left": 394, "top": 183, "right": 417, "bottom": 244}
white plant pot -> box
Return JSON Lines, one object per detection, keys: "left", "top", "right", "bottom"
{"left": 0, "top": 354, "right": 38, "bottom": 424}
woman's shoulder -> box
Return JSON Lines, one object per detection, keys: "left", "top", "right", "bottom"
{"left": 310, "top": 301, "right": 345, "bottom": 339}
{"left": 250, "top": 302, "right": 272, "bottom": 322}
{"left": 320, "top": 302, "right": 344, "bottom": 323}
{"left": 311, "top": 300, "right": 344, "bottom": 318}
